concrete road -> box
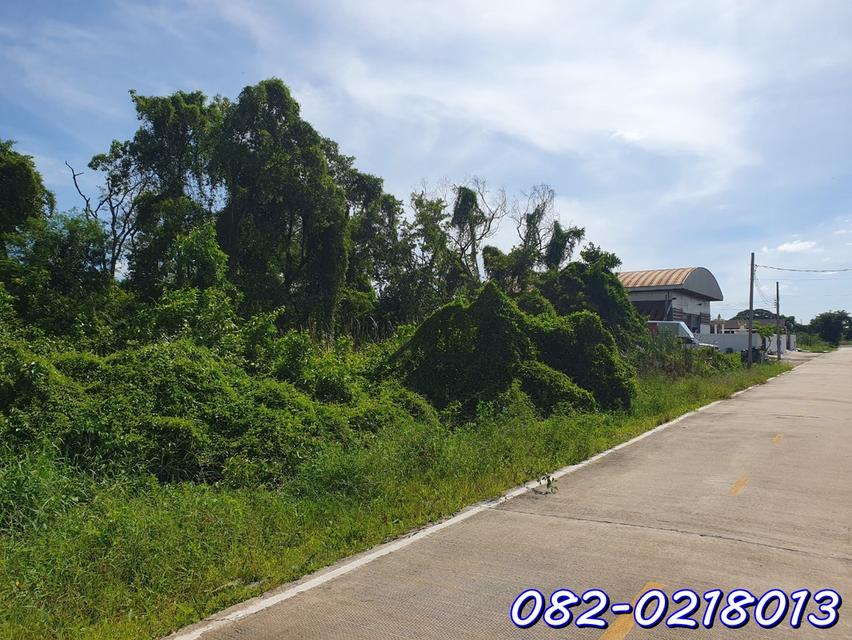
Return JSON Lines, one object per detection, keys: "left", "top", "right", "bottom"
{"left": 175, "top": 348, "right": 851, "bottom": 639}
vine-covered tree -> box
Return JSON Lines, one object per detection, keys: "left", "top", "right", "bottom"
{"left": 0, "top": 140, "right": 55, "bottom": 237}
{"left": 213, "top": 79, "right": 348, "bottom": 332}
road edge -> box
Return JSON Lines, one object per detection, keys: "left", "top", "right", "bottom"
{"left": 165, "top": 364, "right": 798, "bottom": 640}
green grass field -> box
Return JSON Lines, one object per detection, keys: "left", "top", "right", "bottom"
{"left": 0, "top": 362, "right": 789, "bottom": 640}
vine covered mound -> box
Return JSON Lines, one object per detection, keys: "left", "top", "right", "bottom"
{"left": 391, "top": 282, "right": 636, "bottom": 415}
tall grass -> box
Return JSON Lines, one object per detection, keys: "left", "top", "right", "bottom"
{"left": 0, "top": 363, "right": 788, "bottom": 640}
{"left": 796, "top": 332, "right": 836, "bottom": 353}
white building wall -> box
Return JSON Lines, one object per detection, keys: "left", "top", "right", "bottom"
{"left": 695, "top": 333, "right": 751, "bottom": 353}
{"left": 695, "top": 333, "right": 798, "bottom": 354}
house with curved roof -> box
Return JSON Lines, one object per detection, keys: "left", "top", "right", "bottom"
{"left": 617, "top": 267, "right": 723, "bottom": 334}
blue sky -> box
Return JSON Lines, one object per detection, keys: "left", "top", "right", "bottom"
{"left": 2, "top": 1, "right": 852, "bottom": 322}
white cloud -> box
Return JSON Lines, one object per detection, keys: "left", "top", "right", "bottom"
{"left": 776, "top": 240, "right": 818, "bottom": 253}
{"left": 0, "top": 21, "right": 123, "bottom": 121}
{"left": 204, "top": 0, "right": 761, "bottom": 201}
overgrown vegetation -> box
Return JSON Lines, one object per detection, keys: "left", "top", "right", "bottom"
{"left": 0, "top": 362, "right": 787, "bottom": 640}
{"left": 796, "top": 332, "right": 836, "bottom": 353}
{"left": 803, "top": 310, "right": 851, "bottom": 346}
{"left": 391, "top": 282, "right": 633, "bottom": 414}
{"left": 0, "top": 80, "right": 791, "bottom": 639}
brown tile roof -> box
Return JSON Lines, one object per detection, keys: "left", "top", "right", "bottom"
{"left": 617, "top": 268, "right": 698, "bottom": 289}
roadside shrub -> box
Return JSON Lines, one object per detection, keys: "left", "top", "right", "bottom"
{"left": 393, "top": 282, "right": 632, "bottom": 413}
{"left": 307, "top": 353, "right": 357, "bottom": 404}
{"left": 1, "top": 329, "right": 449, "bottom": 489}
{"left": 0, "top": 336, "right": 93, "bottom": 451}
{"left": 475, "top": 380, "right": 538, "bottom": 423}
{"left": 393, "top": 284, "right": 535, "bottom": 410}
{"left": 515, "top": 360, "right": 597, "bottom": 414}
{"left": 272, "top": 331, "right": 360, "bottom": 404}
{"left": 134, "top": 416, "right": 212, "bottom": 482}
{"left": 139, "top": 287, "right": 241, "bottom": 353}
{"left": 272, "top": 330, "right": 317, "bottom": 385}
{"left": 531, "top": 311, "right": 636, "bottom": 410}
{"left": 515, "top": 289, "right": 556, "bottom": 317}
{"left": 632, "top": 333, "right": 744, "bottom": 377}
{"left": 797, "top": 332, "right": 835, "bottom": 353}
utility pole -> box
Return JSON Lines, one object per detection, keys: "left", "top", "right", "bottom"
{"left": 747, "top": 252, "right": 755, "bottom": 368}
{"left": 776, "top": 281, "right": 781, "bottom": 362}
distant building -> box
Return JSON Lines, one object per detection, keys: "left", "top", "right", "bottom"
{"left": 617, "top": 267, "right": 723, "bottom": 334}
{"left": 709, "top": 316, "right": 742, "bottom": 334}
{"left": 708, "top": 314, "right": 786, "bottom": 335}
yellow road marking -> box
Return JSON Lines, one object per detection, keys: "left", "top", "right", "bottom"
{"left": 729, "top": 474, "right": 749, "bottom": 496}
{"left": 598, "top": 581, "right": 664, "bottom": 640}
{"left": 772, "top": 433, "right": 784, "bottom": 444}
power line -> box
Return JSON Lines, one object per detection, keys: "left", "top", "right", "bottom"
{"left": 756, "top": 264, "right": 852, "bottom": 273}
{"left": 773, "top": 277, "right": 852, "bottom": 282}
{"left": 753, "top": 273, "right": 776, "bottom": 308}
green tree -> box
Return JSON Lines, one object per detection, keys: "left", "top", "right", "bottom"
{"left": 0, "top": 140, "right": 55, "bottom": 237}
{"left": 128, "top": 89, "right": 227, "bottom": 206}
{"left": 810, "top": 310, "right": 850, "bottom": 345}
{"left": 536, "top": 244, "right": 645, "bottom": 348}
{"left": 376, "top": 192, "right": 464, "bottom": 324}
{"left": 213, "top": 79, "right": 348, "bottom": 332}
{"left": 161, "top": 221, "right": 229, "bottom": 291}
{"left": 543, "top": 221, "right": 585, "bottom": 271}
{"left": 482, "top": 184, "right": 584, "bottom": 292}
{"left": 129, "top": 195, "right": 211, "bottom": 300}
{"left": 0, "top": 214, "right": 112, "bottom": 334}
{"left": 321, "top": 137, "right": 407, "bottom": 335}
{"left": 755, "top": 324, "right": 775, "bottom": 351}
{"left": 122, "top": 89, "right": 226, "bottom": 298}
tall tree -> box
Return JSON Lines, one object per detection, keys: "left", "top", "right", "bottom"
{"left": 123, "top": 89, "right": 224, "bottom": 297}
{"left": 213, "top": 78, "right": 348, "bottom": 332}
{"left": 68, "top": 140, "right": 153, "bottom": 278}
{"left": 0, "top": 140, "right": 55, "bottom": 237}
{"left": 447, "top": 178, "right": 506, "bottom": 284}
{"left": 0, "top": 214, "right": 111, "bottom": 334}
{"left": 543, "top": 221, "right": 585, "bottom": 271}
{"left": 128, "top": 89, "right": 226, "bottom": 207}
{"left": 810, "top": 310, "right": 850, "bottom": 345}
{"left": 482, "top": 184, "right": 584, "bottom": 292}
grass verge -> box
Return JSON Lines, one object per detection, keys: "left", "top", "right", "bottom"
{"left": 0, "top": 362, "right": 789, "bottom": 639}
{"left": 797, "top": 344, "right": 836, "bottom": 353}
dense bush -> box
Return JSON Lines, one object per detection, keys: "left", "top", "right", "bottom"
{"left": 392, "top": 282, "right": 635, "bottom": 414}
{"left": 631, "top": 332, "right": 742, "bottom": 377}
{"left": 0, "top": 306, "right": 456, "bottom": 488}
{"left": 515, "top": 361, "right": 596, "bottom": 414}
{"left": 536, "top": 244, "right": 647, "bottom": 349}
{"left": 514, "top": 289, "right": 556, "bottom": 317}
{"left": 531, "top": 310, "right": 636, "bottom": 409}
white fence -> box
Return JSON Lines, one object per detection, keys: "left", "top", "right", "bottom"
{"left": 696, "top": 333, "right": 797, "bottom": 354}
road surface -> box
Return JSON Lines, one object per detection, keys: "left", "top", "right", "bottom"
{"left": 172, "top": 348, "right": 851, "bottom": 639}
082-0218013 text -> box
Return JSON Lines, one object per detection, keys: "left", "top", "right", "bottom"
{"left": 510, "top": 586, "right": 842, "bottom": 631}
